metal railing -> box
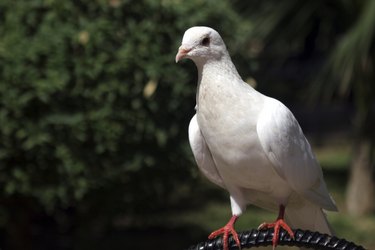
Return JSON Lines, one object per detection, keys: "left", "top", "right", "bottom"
{"left": 186, "top": 228, "right": 366, "bottom": 250}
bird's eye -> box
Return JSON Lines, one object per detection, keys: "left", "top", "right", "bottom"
{"left": 201, "top": 37, "right": 210, "bottom": 46}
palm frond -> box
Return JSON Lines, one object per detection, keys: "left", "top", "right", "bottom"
{"left": 327, "top": 0, "right": 375, "bottom": 97}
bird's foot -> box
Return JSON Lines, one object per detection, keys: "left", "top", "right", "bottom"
{"left": 208, "top": 215, "right": 241, "bottom": 250}
{"left": 258, "top": 218, "right": 294, "bottom": 250}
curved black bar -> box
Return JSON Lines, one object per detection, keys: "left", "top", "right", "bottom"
{"left": 186, "top": 228, "right": 366, "bottom": 250}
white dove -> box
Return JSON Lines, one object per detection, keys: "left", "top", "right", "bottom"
{"left": 175, "top": 26, "right": 337, "bottom": 250}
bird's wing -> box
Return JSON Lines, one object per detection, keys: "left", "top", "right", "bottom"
{"left": 256, "top": 97, "right": 337, "bottom": 211}
{"left": 189, "top": 114, "right": 225, "bottom": 189}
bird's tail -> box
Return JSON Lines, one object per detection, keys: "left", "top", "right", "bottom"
{"left": 285, "top": 201, "right": 334, "bottom": 250}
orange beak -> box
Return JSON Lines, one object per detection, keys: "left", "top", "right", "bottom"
{"left": 175, "top": 46, "right": 191, "bottom": 63}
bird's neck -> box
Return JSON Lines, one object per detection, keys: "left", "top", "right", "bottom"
{"left": 194, "top": 56, "right": 242, "bottom": 105}
{"left": 196, "top": 56, "right": 241, "bottom": 84}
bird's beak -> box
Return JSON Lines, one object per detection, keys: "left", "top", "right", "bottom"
{"left": 175, "top": 46, "right": 191, "bottom": 63}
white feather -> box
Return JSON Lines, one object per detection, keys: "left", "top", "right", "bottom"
{"left": 188, "top": 114, "right": 225, "bottom": 189}
{"left": 256, "top": 97, "right": 337, "bottom": 211}
{"left": 179, "top": 26, "right": 337, "bottom": 240}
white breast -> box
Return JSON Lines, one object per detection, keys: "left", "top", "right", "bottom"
{"left": 196, "top": 79, "right": 288, "bottom": 193}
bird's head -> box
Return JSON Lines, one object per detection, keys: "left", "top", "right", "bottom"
{"left": 175, "top": 26, "right": 228, "bottom": 64}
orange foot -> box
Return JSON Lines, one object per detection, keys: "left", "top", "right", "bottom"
{"left": 208, "top": 215, "right": 241, "bottom": 250}
{"left": 258, "top": 205, "right": 294, "bottom": 250}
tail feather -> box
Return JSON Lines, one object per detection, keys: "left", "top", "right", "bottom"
{"left": 285, "top": 202, "right": 333, "bottom": 234}
{"left": 285, "top": 201, "right": 334, "bottom": 250}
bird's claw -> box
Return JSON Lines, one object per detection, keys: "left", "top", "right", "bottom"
{"left": 258, "top": 219, "right": 294, "bottom": 250}
{"left": 208, "top": 215, "right": 241, "bottom": 250}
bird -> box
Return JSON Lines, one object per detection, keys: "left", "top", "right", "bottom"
{"left": 175, "top": 26, "right": 337, "bottom": 250}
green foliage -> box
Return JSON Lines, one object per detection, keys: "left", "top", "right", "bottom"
{"left": 0, "top": 0, "right": 250, "bottom": 214}
{"left": 326, "top": 0, "right": 375, "bottom": 137}
{"left": 327, "top": 0, "right": 375, "bottom": 96}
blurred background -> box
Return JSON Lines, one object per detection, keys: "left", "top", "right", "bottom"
{"left": 0, "top": 0, "right": 374, "bottom": 249}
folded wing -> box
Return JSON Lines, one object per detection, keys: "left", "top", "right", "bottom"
{"left": 256, "top": 98, "right": 337, "bottom": 211}
{"left": 189, "top": 114, "right": 225, "bottom": 189}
